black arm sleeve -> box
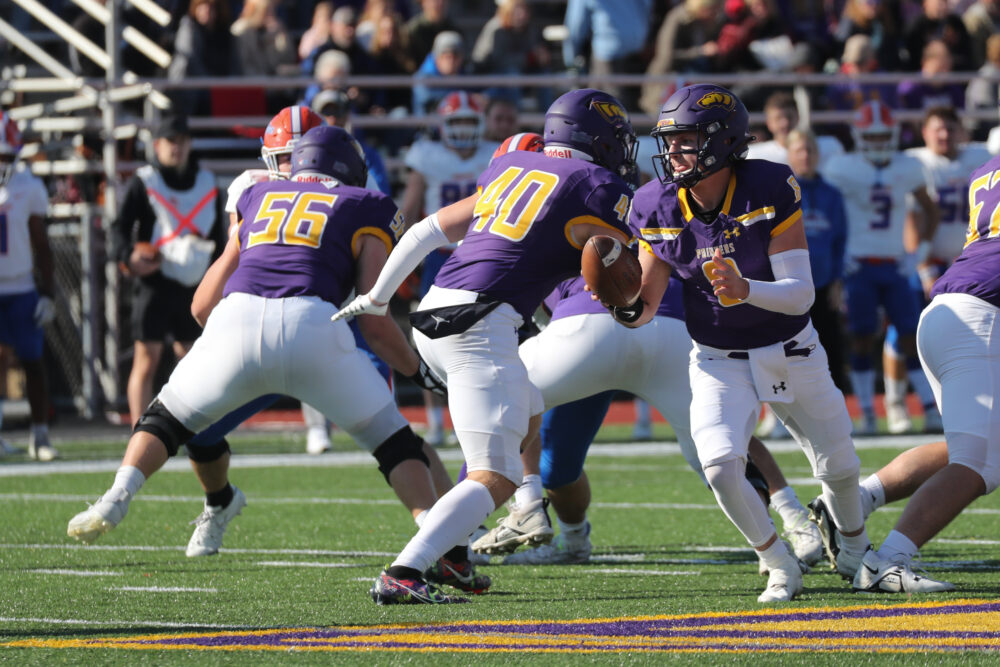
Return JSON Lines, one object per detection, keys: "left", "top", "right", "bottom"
{"left": 111, "top": 176, "right": 156, "bottom": 264}
{"left": 208, "top": 192, "right": 228, "bottom": 261}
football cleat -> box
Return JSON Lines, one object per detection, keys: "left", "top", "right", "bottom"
{"left": 783, "top": 510, "right": 824, "bottom": 566}
{"left": 852, "top": 549, "right": 955, "bottom": 594}
{"left": 923, "top": 407, "right": 944, "bottom": 434}
{"left": 186, "top": 487, "right": 247, "bottom": 557}
{"left": 28, "top": 434, "right": 59, "bottom": 462}
{"left": 305, "top": 429, "right": 332, "bottom": 455}
{"left": 807, "top": 496, "right": 840, "bottom": 571}
{"left": 67, "top": 488, "right": 130, "bottom": 544}
{"left": 502, "top": 531, "right": 592, "bottom": 565}
{"left": 424, "top": 557, "right": 491, "bottom": 594}
{"left": 886, "top": 401, "right": 912, "bottom": 434}
{"left": 471, "top": 498, "right": 554, "bottom": 555}
{"left": 757, "top": 554, "right": 804, "bottom": 603}
{"left": 370, "top": 569, "right": 469, "bottom": 605}
{"left": 468, "top": 525, "right": 491, "bottom": 565}
{"left": 836, "top": 546, "right": 870, "bottom": 580}
{"left": 758, "top": 539, "right": 810, "bottom": 576}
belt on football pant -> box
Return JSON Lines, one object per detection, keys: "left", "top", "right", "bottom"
{"left": 727, "top": 339, "right": 812, "bottom": 360}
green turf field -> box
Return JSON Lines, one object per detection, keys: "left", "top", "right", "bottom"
{"left": 2, "top": 428, "right": 998, "bottom": 663}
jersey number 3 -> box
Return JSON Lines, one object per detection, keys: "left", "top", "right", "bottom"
{"left": 246, "top": 191, "right": 338, "bottom": 249}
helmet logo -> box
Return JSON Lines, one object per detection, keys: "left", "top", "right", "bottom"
{"left": 591, "top": 100, "right": 627, "bottom": 126}
{"left": 656, "top": 118, "right": 676, "bottom": 128}
{"left": 695, "top": 92, "right": 735, "bottom": 110}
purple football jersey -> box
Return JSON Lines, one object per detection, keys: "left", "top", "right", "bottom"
{"left": 432, "top": 150, "right": 633, "bottom": 322}
{"left": 226, "top": 177, "right": 403, "bottom": 306}
{"left": 630, "top": 159, "right": 809, "bottom": 349}
{"left": 932, "top": 155, "right": 1000, "bottom": 308}
{"left": 548, "top": 274, "right": 684, "bottom": 322}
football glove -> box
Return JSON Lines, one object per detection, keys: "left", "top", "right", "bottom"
{"left": 34, "top": 295, "right": 56, "bottom": 327}
{"left": 331, "top": 293, "right": 388, "bottom": 322}
{"left": 408, "top": 357, "right": 447, "bottom": 398}
{"left": 611, "top": 300, "right": 643, "bottom": 325}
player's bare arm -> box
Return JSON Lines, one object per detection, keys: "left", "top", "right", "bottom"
{"left": 191, "top": 232, "right": 241, "bottom": 327}
{"left": 911, "top": 186, "right": 941, "bottom": 297}
{"left": 400, "top": 170, "right": 427, "bottom": 228}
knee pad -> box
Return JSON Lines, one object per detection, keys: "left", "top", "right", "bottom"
{"left": 187, "top": 438, "right": 231, "bottom": 463}
{"left": 814, "top": 438, "right": 861, "bottom": 482}
{"left": 745, "top": 459, "right": 770, "bottom": 506}
{"left": 373, "top": 427, "right": 429, "bottom": 483}
{"left": 133, "top": 398, "right": 194, "bottom": 457}
{"left": 948, "top": 432, "right": 994, "bottom": 493}
{"left": 704, "top": 456, "right": 746, "bottom": 490}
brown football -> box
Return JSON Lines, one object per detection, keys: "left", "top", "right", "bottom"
{"left": 581, "top": 235, "right": 641, "bottom": 307}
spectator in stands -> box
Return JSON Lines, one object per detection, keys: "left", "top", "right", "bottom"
{"left": 303, "top": 50, "right": 354, "bottom": 111}
{"left": 964, "top": 0, "right": 1000, "bottom": 69}
{"left": 298, "top": 1, "right": 333, "bottom": 61}
{"left": 412, "top": 30, "right": 469, "bottom": 115}
{"left": 368, "top": 11, "right": 417, "bottom": 112}
{"left": 311, "top": 89, "right": 392, "bottom": 195}
{"left": 112, "top": 115, "right": 226, "bottom": 428}
{"left": 834, "top": 0, "right": 904, "bottom": 72}
{"left": 903, "top": 0, "right": 972, "bottom": 71}
{"left": 641, "top": 0, "right": 725, "bottom": 115}
{"left": 824, "top": 34, "right": 898, "bottom": 112}
{"left": 405, "top": 0, "right": 459, "bottom": 66}
{"left": 482, "top": 96, "right": 520, "bottom": 143}
{"left": 786, "top": 128, "right": 849, "bottom": 392}
{"left": 783, "top": 0, "right": 837, "bottom": 68}
{"left": 967, "top": 33, "right": 1000, "bottom": 140}
{"left": 357, "top": 0, "right": 393, "bottom": 52}
{"left": 301, "top": 6, "right": 377, "bottom": 78}
{"left": 563, "top": 0, "right": 651, "bottom": 108}
{"left": 747, "top": 91, "right": 845, "bottom": 168}
{"left": 473, "top": 0, "right": 549, "bottom": 77}
{"left": 231, "top": 0, "right": 297, "bottom": 77}
{"left": 169, "top": 0, "right": 239, "bottom": 115}
{"left": 897, "top": 39, "right": 966, "bottom": 111}
{"left": 714, "top": 0, "right": 791, "bottom": 73}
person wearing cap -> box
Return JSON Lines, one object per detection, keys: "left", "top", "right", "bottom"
{"left": 412, "top": 30, "right": 470, "bottom": 115}
{"left": 111, "top": 114, "right": 227, "bottom": 427}
{"left": 312, "top": 89, "right": 391, "bottom": 195}
{"left": 301, "top": 5, "right": 377, "bottom": 79}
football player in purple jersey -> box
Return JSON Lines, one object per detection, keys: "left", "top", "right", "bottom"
{"left": 854, "top": 153, "right": 1000, "bottom": 594}
{"left": 622, "top": 83, "right": 870, "bottom": 603}
{"left": 67, "top": 126, "right": 485, "bottom": 601}
{"left": 335, "top": 88, "right": 638, "bottom": 604}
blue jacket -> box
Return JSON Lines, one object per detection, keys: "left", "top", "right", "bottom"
{"left": 797, "top": 175, "right": 847, "bottom": 289}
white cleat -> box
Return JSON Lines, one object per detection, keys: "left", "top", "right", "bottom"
{"left": 783, "top": 511, "right": 824, "bottom": 566}
{"left": 186, "top": 487, "right": 247, "bottom": 557}
{"left": 835, "top": 546, "right": 869, "bottom": 579}
{"left": 502, "top": 531, "right": 592, "bottom": 565}
{"left": 67, "top": 488, "right": 130, "bottom": 544}
{"left": 28, "top": 436, "right": 59, "bottom": 462}
{"left": 852, "top": 549, "right": 955, "bottom": 594}
{"left": 471, "top": 498, "right": 554, "bottom": 555}
{"left": 468, "top": 525, "right": 491, "bottom": 565}
{"left": 305, "top": 429, "right": 332, "bottom": 455}
{"left": 886, "top": 402, "right": 912, "bottom": 434}
{"left": 758, "top": 556, "right": 804, "bottom": 603}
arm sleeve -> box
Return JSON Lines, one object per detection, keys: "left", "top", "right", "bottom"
{"left": 368, "top": 213, "right": 450, "bottom": 305}
{"left": 111, "top": 177, "right": 154, "bottom": 264}
{"left": 743, "top": 248, "right": 815, "bottom": 316}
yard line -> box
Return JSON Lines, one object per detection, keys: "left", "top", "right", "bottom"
{"left": 0, "top": 492, "right": 398, "bottom": 506}
{"left": 589, "top": 568, "right": 700, "bottom": 576}
{"left": 936, "top": 538, "right": 1000, "bottom": 545}
{"left": 0, "top": 616, "right": 254, "bottom": 629}
{"left": 27, "top": 568, "right": 123, "bottom": 576}
{"left": 592, "top": 502, "right": 719, "bottom": 510}
{"left": 0, "top": 543, "right": 396, "bottom": 557}
{"left": 257, "top": 561, "right": 358, "bottom": 568}
{"left": 110, "top": 586, "right": 218, "bottom": 593}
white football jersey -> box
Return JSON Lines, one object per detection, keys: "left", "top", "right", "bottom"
{"left": 822, "top": 152, "right": 930, "bottom": 260}
{"left": 747, "top": 135, "right": 845, "bottom": 171}
{"left": 225, "top": 168, "right": 272, "bottom": 215}
{"left": 0, "top": 167, "right": 48, "bottom": 294}
{"left": 404, "top": 138, "right": 497, "bottom": 213}
{"left": 906, "top": 144, "right": 992, "bottom": 263}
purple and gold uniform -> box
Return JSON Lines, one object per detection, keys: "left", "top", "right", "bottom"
{"left": 433, "top": 150, "right": 633, "bottom": 322}
{"left": 629, "top": 159, "right": 807, "bottom": 349}
{"left": 918, "top": 155, "right": 1000, "bottom": 492}
{"left": 156, "top": 174, "right": 411, "bottom": 454}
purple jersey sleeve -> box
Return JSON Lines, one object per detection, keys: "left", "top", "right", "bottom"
{"left": 226, "top": 180, "right": 403, "bottom": 306}
{"left": 433, "top": 151, "right": 633, "bottom": 322}
{"left": 630, "top": 159, "right": 808, "bottom": 349}
{"left": 932, "top": 155, "right": 1000, "bottom": 308}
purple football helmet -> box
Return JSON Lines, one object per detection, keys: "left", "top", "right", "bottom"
{"left": 543, "top": 88, "right": 638, "bottom": 181}
{"left": 651, "top": 84, "right": 753, "bottom": 188}
{"left": 291, "top": 125, "right": 368, "bottom": 187}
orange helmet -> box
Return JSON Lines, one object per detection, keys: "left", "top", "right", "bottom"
{"left": 852, "top": 100, "right": 898, "bottom": 166}
{"left": 491, "top": 132, "right": 543, "bottom": 163}
{"left": 261, "top": 105, "right": 326, "bottom": 175}
{"left": 437, "top": 91, "right": 483, "bottom": 151}
{"left": 0, "top": 110, "right": 20, "bottom": 186}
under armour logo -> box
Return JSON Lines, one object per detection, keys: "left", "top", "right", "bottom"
{"left": 724, "top": 228, "right": 741, "bottom": 239}
{"left": 773, "top": 382, "right": 787, "bottom": 394}
{"left": 430, "top": 315, "right": 449, "bottom": 330}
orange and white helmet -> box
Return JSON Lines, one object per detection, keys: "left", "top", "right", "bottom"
{"left": 491, "top": 132, "right": 543, "bottom": 162}
{"left": 437, "top": 91, "right": 483, "bottom": 151}
{"left": 0, "top": 110, "right": 21, "bottom": 186}
{"left": 261, "top": 105, "right": 326, "bottom": 175}
{"left": 852, "top": 100, "right": 898, "bottom": 166}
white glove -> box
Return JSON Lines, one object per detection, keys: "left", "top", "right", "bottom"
{"left": 331, "top": 293, "right": 388, "bottom": 322}
{"left": 34, "top": 295, "right": 55, "bottom": 327}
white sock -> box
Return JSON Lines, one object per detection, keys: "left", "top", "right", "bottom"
{"left": 513, "top": 474, "right": 543, "bottom": 506}
{"left": 879, "top": 529, "right": 919, "bottom": 565}
{"left": 884, "top": 377, "right": 908, "bottom": 406}
{"left": 859, "top": 474, "right": 885, "bottom": 519}
{"left": 769, "top": 486, "right": 807, "bottom": 527}
{"left": 757, "top": 538, "right": 793, "bottom": 571}
{"left": 414, "top": 510, "right": 428, "bottom": 528}
{"left": 300, "top": 403, "right": 328, "bottom": 431}
{"left": 850, "top": 369, "right": 876, "bottom": 416}
{"left": 907, "top": 368, "right": 937, "bottom": 408}
{"left": 557, "top": 517, "right": 589, "bottom": 543}
{"left": 392, "top": 479, "right": 495, "bottom": 573}
{"left": 821, "top": 477, "right": 869, "bottom": 548}
{"left": 110, "top": 465, "right": 146, "bottom": 499}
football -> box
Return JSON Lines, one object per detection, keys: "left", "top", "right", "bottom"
{"left": 581, "top": 235, "right": 642, "bottom": 307}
